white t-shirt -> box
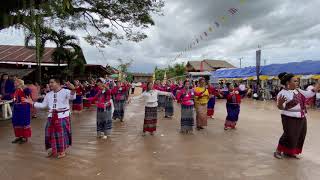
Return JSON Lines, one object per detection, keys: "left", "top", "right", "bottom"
{"left": 277, "top": 89, "right": 315, "bottom": 118}
{"left": 132, "top": 90, "right": 171, "bottom": 107}
{"left": 34, "top": 89, "right": 76, "bottom": 118}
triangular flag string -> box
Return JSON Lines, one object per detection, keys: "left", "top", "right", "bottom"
{"left": 171, "top": 0, "right": 246, "bottom": 64}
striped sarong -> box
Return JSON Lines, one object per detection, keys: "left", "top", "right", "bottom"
{"left": 181, "top": 105, "right": 194, "bottom": 131}
{"left": 97, "top": 106, "right": 113, "bottom": 135}
{"left": 113, "top": 100, "right": 125, "bottom": 120}
{"left": 143, "top": 107, "right": 157, "bottom": 132}
{"left": 195, "top": 104, "right": 208, "bottom": 127}
{"left": 165, "top": 96, "right": 174, "bottom": 117}
{"left": 12, "top": 103, "right": 32, "bottom": 138}
{"left": 45, "top": 116, "right": 72, "bottom": 155}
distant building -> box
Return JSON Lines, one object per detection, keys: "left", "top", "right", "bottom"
{"left": 131, "top": 72, "right": 153, "bottom": 82}
{"left": 0, "top": 45, "right": 113, "bottom": 82}
{"left": 186, "top": 59, "right": 235, "bottom": 72}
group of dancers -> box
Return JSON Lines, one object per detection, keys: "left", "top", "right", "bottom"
{"left": 9, "top": 76, "right": 242, "bottom": 158}
{"left": 8, "top": 71, "right": 318, "bottom": 160}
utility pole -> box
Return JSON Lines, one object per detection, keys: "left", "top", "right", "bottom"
{"left": 239, "top": 57, "right": 243, "bottom": 68}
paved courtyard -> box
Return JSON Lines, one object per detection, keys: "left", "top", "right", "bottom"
{"left": 1, "top": 89, "right": 320, "bottom": 180}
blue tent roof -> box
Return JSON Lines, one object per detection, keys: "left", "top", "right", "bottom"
{"left": 212, "top": 60, "right": 320, "bottom": 78}
{"left": 261, "top": 60, "right": 320, "bottom": 76}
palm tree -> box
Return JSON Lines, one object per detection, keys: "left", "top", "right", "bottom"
{"left": 25, "top": 28, "right": 85, "bottom": 80}
{"left": 48, "top": 30, "right": 82, "bottom": 68}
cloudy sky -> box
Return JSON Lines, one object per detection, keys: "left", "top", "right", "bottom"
{"left": 1, "top": 0, "right": 320, "bottom": 72}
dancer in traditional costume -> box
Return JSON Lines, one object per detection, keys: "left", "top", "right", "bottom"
{"left": 177, "top": 80, "right": 195, "bottom": 134}
{"left": 274, "top": 72, "right": 319, "bottom": 159}
{"left": 82, "top": 82, "right": 92, "bottom": 108}
{"left": 154, "top": 80, "right": 165, "bottom": 111}
{"left": 224, "top": 84, "right": 241, "bottom": 130}
{"left": 87, "top": 79, "right": 114, "bottom": 139}
{"left": 194, "top": 78, "right": 209, "bottom": 130}
{"left": 11, "top": 79, "right": 32, "bottom": 144}
{"left": 130, "top": 82, "right": 174, "bottom": 136}
{"left": 24, "top": 78, "right": 76, "bottom": 159}
{"left": 72, "top": 80, "right": 84, "bottom": 112}
{"left": 112, "top": 81, "right": 128, "bottom": 122}
{"left": 207, "top": 84, "right": 217, "bottom": 119}
{"left": 164, "top": 80, "right": 174, "bottom": 118}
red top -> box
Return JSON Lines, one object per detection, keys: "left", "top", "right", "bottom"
{"left": 112, "top": 86, "right": 128, "bottom": 101}
{"left": 13, "top": 88, "right": 31, "bottom": 103}
{"left": 177, "top": 89, "right": 194, "bottom": 106}
{"left": 88, "top": 88, "right": 112, "bottom": 108}
{"left": 75, "top": 86, "right": 84, "bottom": 96}
{"left": 226, "top": 90, "right": 241, "bottom": 104}
{"left": 208, "top": 85, "right": 219, "bottom": 96}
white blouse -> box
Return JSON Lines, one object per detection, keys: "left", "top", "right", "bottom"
{"left": 34, "top": 88, "right": 76, "bottom": 118}
{"left": 132, "top": 90, "right": 171, "bottom": 107}
{"left": 277, "top": 89, "right": 315, "bottom": 118}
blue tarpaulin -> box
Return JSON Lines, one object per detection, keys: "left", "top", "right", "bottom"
{"left": 212, "top": 60, "right": 320, "bottom": 78}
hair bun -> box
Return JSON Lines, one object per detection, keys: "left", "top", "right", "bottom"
{"left": 278, "top": 72, "right": 287, "bottom": 80}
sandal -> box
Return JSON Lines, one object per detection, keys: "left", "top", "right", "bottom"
{"left": 274, "top": 151, "right": 283, "bottom": 159}
{"left": 18, "top": 138, "right": 27, "bottom": 144}
{"left": 46, "top": 150, "right": 53, "bottom": 158}
{"left": 12, "top": 137, "right": 22, "bottom": 144}
{"left": 57, "top": 153, "right": 66, "bottom": 159}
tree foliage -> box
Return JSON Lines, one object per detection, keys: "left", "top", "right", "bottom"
{"left": 154, "top": 63, "right": 186, "bottom": 81}
{"left": 1, "top": 0, "right": 164, "bottom": 47}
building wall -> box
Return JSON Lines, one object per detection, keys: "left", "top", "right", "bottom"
{"left": 133, "top": 76, "right": 152, "bottom": 82}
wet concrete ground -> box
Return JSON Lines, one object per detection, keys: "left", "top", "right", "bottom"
{"left": 1, "top": 88, "right": 320, "bottom": 180}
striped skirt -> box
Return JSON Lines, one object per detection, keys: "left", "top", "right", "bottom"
{"left": 113, "top": 100, "right": 125, "bottom": 119}
{"left": 97, "top": 106, "right": 113, "bottom": 135}
{"left": 72, "top": 95, "right": 83, "bottom": 111}
{"left": 158, "top": 95, "right": 166, "bottom": 108}
{"left": 207, "top": 96, "right": 216, "bottom": 116}
{"left": 181, "top": 105, "right": 194, "bottom": 131}
{"left": 225, "top": 103, "right": 240, "bottom": 128}
{"left": 45, "top": 116, "right": 72, "bottom": 155}
{"left": 12, "top": 103, "right": 32, "bottom": 138}
{"left": 165, "top": 96, "right": 174, "bottom": 117}
{"left": 195, "top": 104, "right": 208, "bottom": 127}
{"left": 143, "top": 107, "right": 158, "bottom": 132}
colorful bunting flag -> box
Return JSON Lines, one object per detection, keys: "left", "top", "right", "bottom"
{"left": 229, "top": 8, "right": 238, "bottom": 15}
{"left": 172, "top": 2, "right": 245, "bottom": 64}
{"left": 214, "top": 21, "right": 220, "bottom": 28}
{"left": 220, "top": 16, "right": 227, "bottom": 22}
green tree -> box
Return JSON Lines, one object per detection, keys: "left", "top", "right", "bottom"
{"left": 1, "top": 0, "right": 164, "bottom": 82}
{"left": 1, "top": 0, "right": 164, "bottom": 46}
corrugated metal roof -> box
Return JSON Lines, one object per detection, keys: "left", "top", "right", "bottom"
{"left": 0, "top": 45, "right": 60, "bottom": 64}
{"left": 0, "top": 68, "right": 35, "bottom": 78}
